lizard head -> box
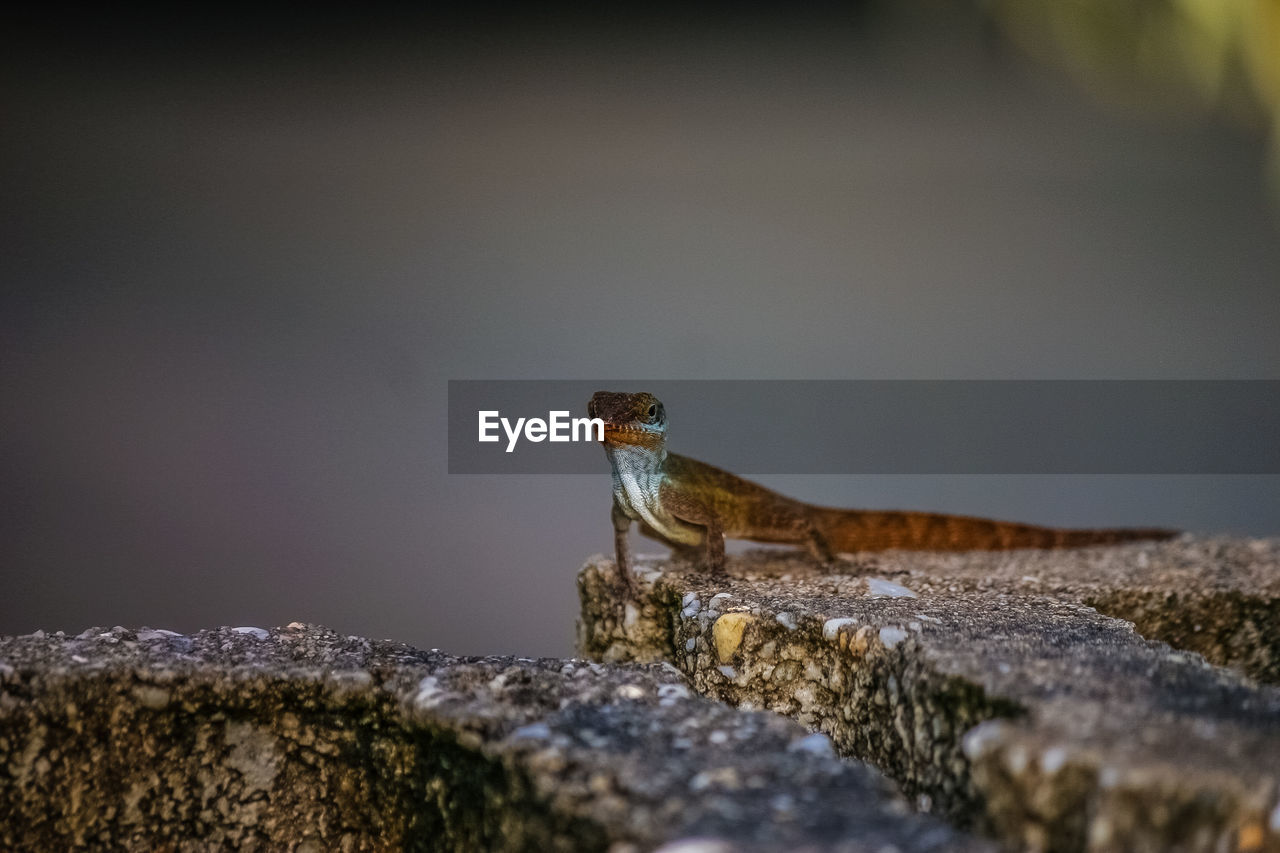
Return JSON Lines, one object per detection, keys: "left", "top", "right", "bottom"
{"left": 587, "top": 391, "right": 667, "bottom": 449}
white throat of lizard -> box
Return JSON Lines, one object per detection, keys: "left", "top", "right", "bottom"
{"left": 605, "top": 441, "right": 702, "bottom": 546}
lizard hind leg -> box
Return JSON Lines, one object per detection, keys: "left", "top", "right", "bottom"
{"left": 803, "top": 520, "right": 837, "bottom": 564}
{"left": 663, "top": 534, "right": 728, "bottom": 578}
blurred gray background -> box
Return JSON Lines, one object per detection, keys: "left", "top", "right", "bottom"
{"left": 3, "top": 4, "right": 1278, "bottom": 656}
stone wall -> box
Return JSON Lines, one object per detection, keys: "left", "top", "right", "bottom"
{"left": 578, "top": 537, "right": 1280, "bottom": 852}
{"left": 0, "top": 623, "right": 984, "bottom": 851}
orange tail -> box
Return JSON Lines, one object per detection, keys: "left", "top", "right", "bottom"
{"left": 812, "top": 507, "right": 1176, "bottom": 552}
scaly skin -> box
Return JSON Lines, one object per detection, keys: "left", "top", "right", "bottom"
{"left": 587, "top": 390, "right": 1176, "bottom": 595}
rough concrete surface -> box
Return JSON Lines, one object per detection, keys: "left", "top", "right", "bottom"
{"left": 577, "top": 537, "right": 1280, "bottom": 852}
{"left": 0, "top": 623, "right": 990, "bottom": 852}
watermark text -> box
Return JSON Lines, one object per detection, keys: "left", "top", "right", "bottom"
{"left": 478, "top": 410, "right": 604, "bottom": 452}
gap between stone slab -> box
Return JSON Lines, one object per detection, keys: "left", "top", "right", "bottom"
{"left": 1086, "top": 590, "right": 1280, "bottom": 685}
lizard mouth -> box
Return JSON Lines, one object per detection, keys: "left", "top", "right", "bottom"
{"left": 603, "top": 423, "right": 650, "bottom": 434}
{"left": 601, "top": 423, "right": 661, "bottom": 445}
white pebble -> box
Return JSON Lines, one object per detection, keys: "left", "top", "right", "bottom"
{"left": 788, "top": 733, "right": 835, "bottom": 757}
{"left": 960, "top": 721, "right": 1006, "bottom": 758}
{"left": 658, "top": 684, "right": 690, "bottom": 700}
{"left": 615, "top": 684, "right": 646, "bottom": 700}
{"left": 770, "top": 793, "right": 795, "bottom": 813}
{"left": 822, "top": 618, "right": 857, "bottom": 640}
{"left": 866, "top": 578, "right": 918, "bottom": 598}
{"left": 414, "top": 676, "right": 444, "bottom": 708}
{"left": 510, "top": 722, "right": 552, "bottom": 740}
{"left": 1041, "top": 746, "right": 1068, "bottom": 775}
{"left": 137, "top": 629, "right": 183, "bottom": 642}
{"left": 879, "top": 626, "right": 909, "bottom": 648}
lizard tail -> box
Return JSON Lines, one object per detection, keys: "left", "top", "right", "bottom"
{"left": 811, "top": 507, "right": 1177, "bottom": 552}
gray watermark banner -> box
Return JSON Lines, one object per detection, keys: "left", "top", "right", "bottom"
{"left": 448, "top": 380, "right": 1280, "bottom": 475}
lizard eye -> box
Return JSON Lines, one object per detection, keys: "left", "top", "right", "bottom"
{"left": 646, "top": 403, "right": 658, "bottom": 420}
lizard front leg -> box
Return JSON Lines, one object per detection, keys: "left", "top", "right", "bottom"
{"left": 611, "top": 499, "right": 637, "bottom": 597}
{"left": 700, "top": 517, "right": 727, "bottom": 576}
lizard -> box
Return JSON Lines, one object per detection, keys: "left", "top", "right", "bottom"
{"left": 587, "top": 390, "right": 1177, "bottom": 595}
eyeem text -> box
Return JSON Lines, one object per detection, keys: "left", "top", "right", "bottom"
{"left": 478, "top": 410, "right": 605, "bottom": 452}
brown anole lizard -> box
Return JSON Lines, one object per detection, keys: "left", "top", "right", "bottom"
{"left": 588, "top": 390, "right": 1176, "bottom": 595}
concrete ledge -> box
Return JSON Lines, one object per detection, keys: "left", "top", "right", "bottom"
{"left": 0, "top": 623, "right": 988, "bottom": 851}
{"left": 577, "top": 537, "right": 1280, "bottom": 852}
